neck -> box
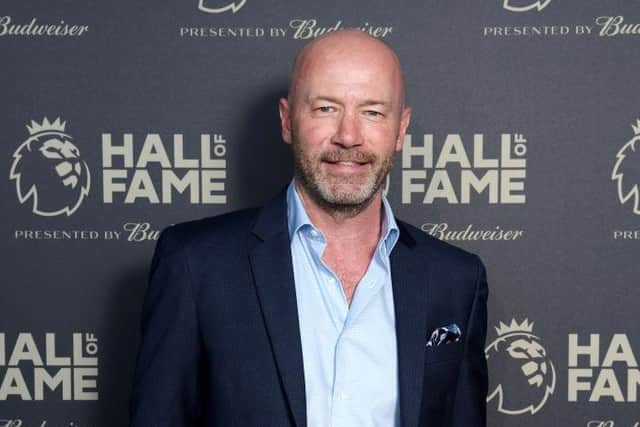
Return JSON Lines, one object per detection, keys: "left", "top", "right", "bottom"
{"left": 294, "top": 180, "right": 384, "bottom": 242}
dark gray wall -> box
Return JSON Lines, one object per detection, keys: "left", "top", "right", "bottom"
{"left": 2, "top": 0, "right": 639, "bottom": 425}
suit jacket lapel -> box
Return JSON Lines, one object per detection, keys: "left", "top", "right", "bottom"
{"left": 248, "top": 191, "right": 306, "bottom": 427}
{"left": 392, "top": 222, "right": 429, "bottom": 427}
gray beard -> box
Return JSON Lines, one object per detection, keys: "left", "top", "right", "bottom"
{"left": 291, "top": 139, "right": 393, "bottom": 219}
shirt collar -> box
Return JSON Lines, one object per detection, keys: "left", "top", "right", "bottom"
{"left": 286, "top": 179, "right": 400, "bottom": 254}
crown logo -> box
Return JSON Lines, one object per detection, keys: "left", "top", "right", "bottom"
{"left": 26, "top": 117, "right": 67, "bottom": 135}
{"left": 631, "top": 119, "right": 640, "bottom": 135}
{"left": 495, "top": 318, "right": 534, "bottom": 336}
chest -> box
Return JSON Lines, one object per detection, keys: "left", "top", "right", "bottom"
{"left": 322, "top": 246, "right": 374, "bottom": 301}
{"left": 292, "top": 241, "right": 400, "bottom": 427}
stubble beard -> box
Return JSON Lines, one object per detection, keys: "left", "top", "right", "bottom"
{"left": 291, "top": 132, "right": 395, "bottom": 218}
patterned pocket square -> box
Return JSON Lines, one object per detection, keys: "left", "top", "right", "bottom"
{"left": 426, "top": 323, "right": 462, "bottom": 347}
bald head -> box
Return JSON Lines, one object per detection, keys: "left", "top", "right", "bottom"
{"left": 287, "top": 30, "right": 406, "bottom": 112}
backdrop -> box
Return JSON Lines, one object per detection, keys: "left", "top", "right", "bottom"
{"left": 2, "top": 0, "right": 639, "bottom": 426}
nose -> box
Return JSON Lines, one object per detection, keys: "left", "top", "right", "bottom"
{"left": 332, "top": 111, "right": 362, "bottom": 148}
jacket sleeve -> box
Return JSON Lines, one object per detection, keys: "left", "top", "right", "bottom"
{"left": 451, "top": 255, "right": 489, "bottom": 427}
{"left": 129, "top": 227, "right": 204, "bottom": 426}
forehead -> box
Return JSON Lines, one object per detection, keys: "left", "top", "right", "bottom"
{"left": 294, "top": 39, "right": 402, "bottom": 104}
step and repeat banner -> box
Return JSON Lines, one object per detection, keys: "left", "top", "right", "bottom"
{"left": 2, "top": 0, "right": 639, "bottom": 426}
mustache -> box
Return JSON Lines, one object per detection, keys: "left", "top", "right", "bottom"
{"left": 320, "top": 150, "right": 376, "bottom": 164}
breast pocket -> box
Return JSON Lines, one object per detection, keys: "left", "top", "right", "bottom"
{"left": 424, "top": 341, "right": 465, "bottom": 365}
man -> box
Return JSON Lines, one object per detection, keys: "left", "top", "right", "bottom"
{"left": 130, "top": 30, "right": 488, "bottom": 427}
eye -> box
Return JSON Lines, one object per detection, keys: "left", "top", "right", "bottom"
{"left": 364, "top": 110, "right": 384, "bottom": 118}
{"left": 316, "top": 106, "right": 335, "bottom": 113}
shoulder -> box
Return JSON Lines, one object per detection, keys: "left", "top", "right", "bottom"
{"left": 395, "top": 219, "right": 488, "bottom": 307}
{"left": 154, "top": 207, "right": 260, "bottom": 257}
{"left": 396, "top": 218, "right": 484, "bottom": 273}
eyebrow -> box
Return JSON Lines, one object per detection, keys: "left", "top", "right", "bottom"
{"left": 309, "top": 96, "right": 391, "bottom": 108}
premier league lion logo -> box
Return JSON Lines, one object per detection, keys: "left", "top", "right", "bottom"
{"left": 485, "top": 319, "right": 556, "bottom": 415}
{"left": 611, "top": 120, "right": 640, "bottom": 215}
{"left": 503, "top": 0, "right": 551, "bottom": 12}
{"left": 9, "top": 117, "right": 91, "bottom": 217}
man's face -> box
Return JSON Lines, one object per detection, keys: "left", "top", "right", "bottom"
{"left": 279, "top": 35, "right": 411, "bottom": 209}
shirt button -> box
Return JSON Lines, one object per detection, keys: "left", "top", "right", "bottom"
{"left": 309, "top": 229, "right": 319, "bottom": 237}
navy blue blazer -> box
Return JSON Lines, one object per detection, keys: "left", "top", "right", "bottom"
{"left": 129, "top": 191, "right": 488, "bottom": 427}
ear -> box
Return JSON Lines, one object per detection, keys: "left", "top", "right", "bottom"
{"left": 395, "top": 106, "right": 412, "bottom": 151}
{"left": 279, "top": 97, "right": 293, "bottom": 145}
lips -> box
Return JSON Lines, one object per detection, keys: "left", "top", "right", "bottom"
{"left": 319, "top": 150, "right": 375, "bottom": 174}
{"left": 322, "top": 159, "right": 370, "bottom": 175}
{"left": 321, "top": 152, "right": 374, "bottom": 164}
{"left": 324, "top": 160, "right": 368, "bottom": 166}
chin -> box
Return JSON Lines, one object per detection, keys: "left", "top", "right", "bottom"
{"left": 320, "top": 183, "right": 378, "bottom": 206}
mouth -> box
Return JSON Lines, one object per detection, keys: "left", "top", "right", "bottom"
{"left": 322, "top": 159, "right": 370, "bottom": 172}
{"left": 325, "top": 160, "right": 367, "bottom": 165}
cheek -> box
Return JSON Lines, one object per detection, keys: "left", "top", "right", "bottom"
{"left": 295, "top": 119, "right": 335, "bottom": 146}
{"left": 363, "top": 126, "right": 398, "bottom": 151}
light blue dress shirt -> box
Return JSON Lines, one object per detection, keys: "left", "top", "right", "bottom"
{"left": 286, "top": 181, "right": 401, "bottom": 427}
